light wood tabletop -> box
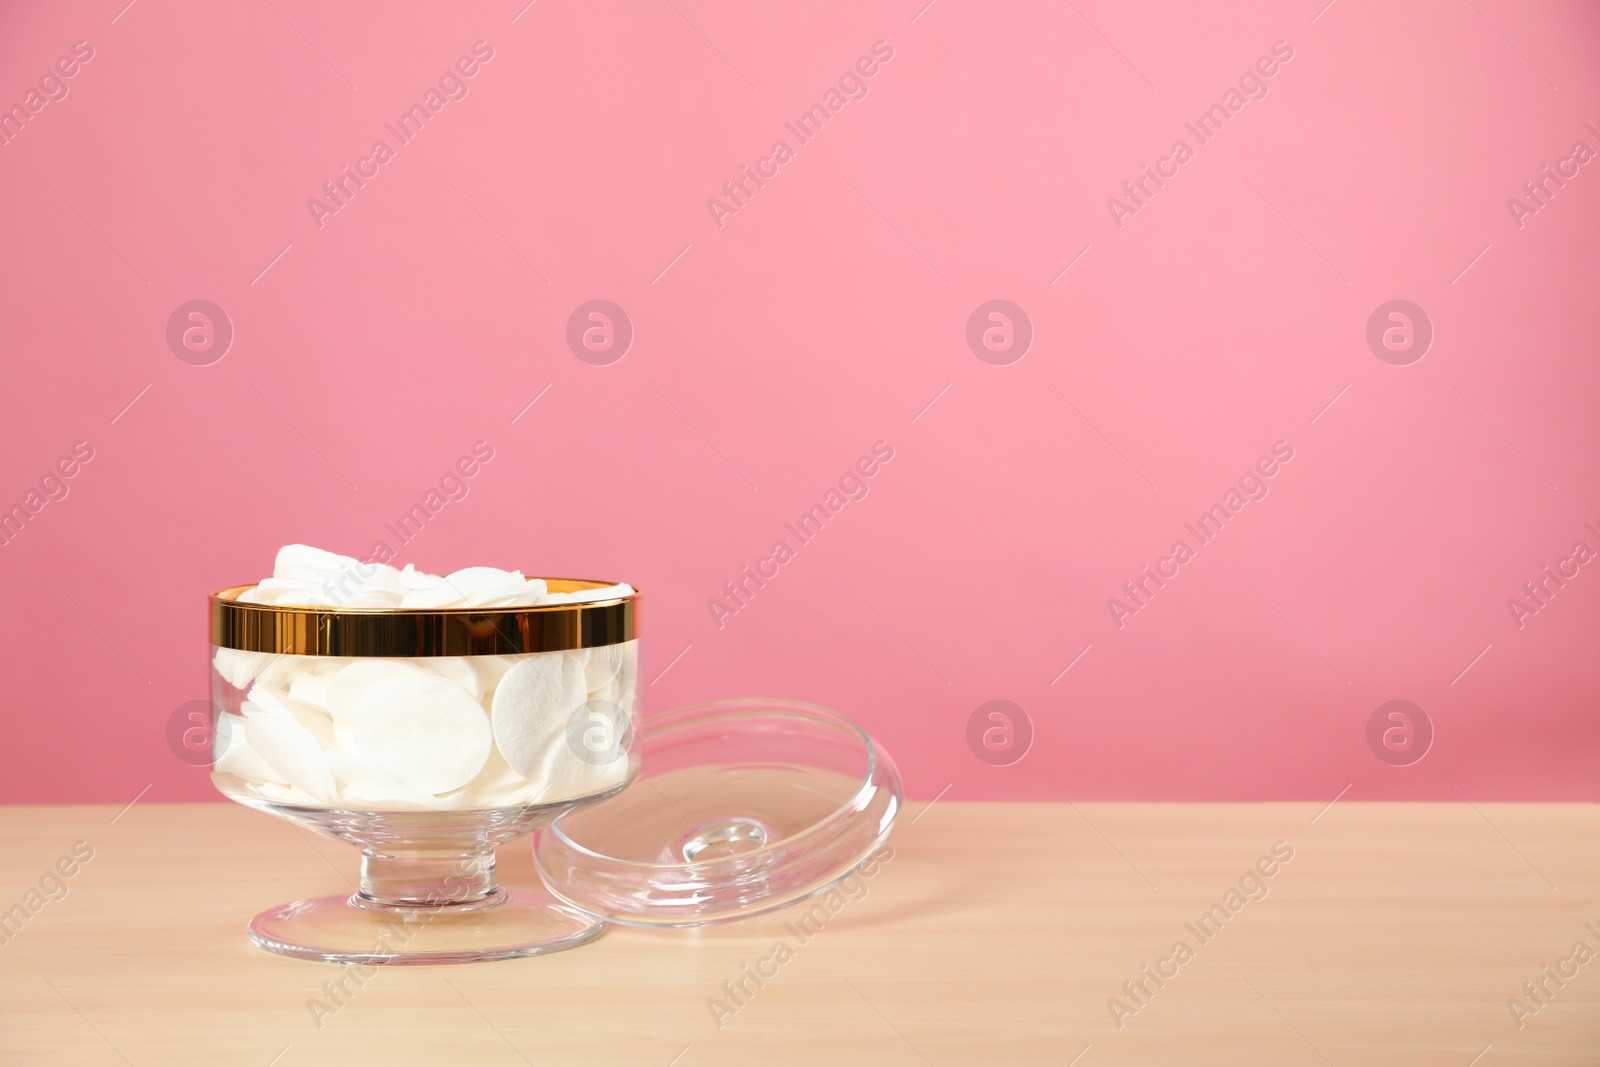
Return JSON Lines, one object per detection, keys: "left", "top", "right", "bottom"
{"left": 0, "top": 800, "right": 1595, "bottom": 1065}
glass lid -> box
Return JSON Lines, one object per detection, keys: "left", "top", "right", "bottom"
{"left": 535, "top": 698, "right": 901, "bottom": 926}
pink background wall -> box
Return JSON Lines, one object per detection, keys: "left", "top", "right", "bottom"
{"left": 2, "top": 0, "right": 1598, "bottom": 804}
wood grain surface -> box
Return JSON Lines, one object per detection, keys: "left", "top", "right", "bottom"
{"left": 0, "top": 800, "right": 1594, "bottom": 1065}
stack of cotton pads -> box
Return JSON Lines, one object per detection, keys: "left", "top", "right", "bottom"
{"left": 235, "top": 543, "right": 632, "bottom": 610}
{"left": 214, "top": 545, "right": 636, "bottom": 811}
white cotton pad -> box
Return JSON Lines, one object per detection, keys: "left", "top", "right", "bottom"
{"left": 274, "top": 544, "right": 358, "bottom": 580}
{"left": 343, "top": 674, "right": 493, "bottom": 794}
{"left": 488, "top": 778, "right": 548, "bottom": 807}
{"left": 325, "top": 749, "right": 438, "bottom": 809}
{"left": 213, "top": 715, "right": 286, "bottom": 785}
{"left": 337, "top": 777, "right": 473, "bottom": 809}
{"left": 346, "top": 562, "right": 407, "bottom": 596}
{"left": 533, "top": 726, "right": 629, "bottom": 805}
{"left": 405, "top": 658, "right": 484, "bottom": 702}
{"left": 583, "top": 645, "right": 623, "bottom": 693}
{"left": 453, "top": 745, "right": 525, "bottom": 806}
{"left": 397, "top": 563, "right": 441, "bottom": 589}
{"left": 253, "top": 654, "right": 303, "bottom": 691}
{"left": 240, "top": 577, "right": 328, "bottom": 605}
{"left": 253, "top": 547, "right": 410, "bottom": 608}
{"left": 393, "top": 566, "right": 511, "bottom": 608}
{"left": 255, "top": 652, "right": 341, "bottom": 691}
{"left": 592, "top": 643, "right": 638, "bottom": 711}
{"left": 333, "top": 589, "right": 404, "bottom": 608}
{"left": 213, "top": 647, "right": 271, "bottom": 690}
{"left": 490, "top": 651, "right": 588, "bottom": 779}
{"left": 444, "top": 566, "right": 527, "bottom": 595}
{"left": 288, "top": 671, "right": 335, "bottom": 712}
{"left": 470, "top": 655, "right": 520, "bottom": 696}
{"left": 471, "top": 580, "right": 550, "bottom": 608}
{"left": 248, "top": 684, "right": 336, "bottom": 747}
{"left": 254, "top": 782, "right": 327, "bottom": 807}
{"left": 241, "top": 700, "right": 337, "bottom": 802}
{"left": 325, "top": 660, "right": 434, "bottom": 725}
{"left": 398, "top": 582, "right": 469, "bottom": 609}
{"left": 336, "top": 786, "right": 431, "bottom": 811}
{"left": 395, "top": 563, "right": 428, "bottom": 588}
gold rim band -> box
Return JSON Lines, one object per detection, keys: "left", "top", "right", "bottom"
{"left": 210, "top": 578, "right": 638, "bottom": 656}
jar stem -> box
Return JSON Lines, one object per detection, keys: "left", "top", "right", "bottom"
{"left": 354, "top": 849, "right": 502, "bottom": 911}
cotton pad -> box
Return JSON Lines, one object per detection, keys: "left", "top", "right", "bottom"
{"left": 397, "top": 563, "right": 437, "bottom": 589}
{"left": 241, "top": 699, "right": 337, "bottom": 803}
{"left": 405, "top": 657, "right": 485, "bottom": 702}
{"left": 583, "top": 644, "right": 623, "bottom": 693}
{"left": 445, "top": 745, "right": 526, "bottom": 808}
{"left": 471, "top": 580, "right": 550, "bottom": 608}
{"left": 398, "top": 582, "right": 474, "bottom": 609}
{"left": 470, "top": 655, "right": 520, "bottom": 696}
{"left": 273, "top": 544, "right": 358, "bottom": 581}
{"left": 491, "top": 651, "right": 588, "bottom": 779}
{"left": 249, "top": 684, "right": 336, "bottom": 746}
{"left": 213, "top": 715, "right": 286, "bottom": 785}
{"left": 230, "top": 548, "right": 611, "bottom": 611}
{"left": 591, "top": 642, "right": 638, "bottom": 711}
{"left": 254, "top": 782, "right": 327, "bottom": 807}
{"left": 326, "top": 659, "right": 435, "bottom": 725}
{"left": 255, "top": 652, "right": 340, "bottom": 692}
{"left": 343, "top": 673, "right": 493, "bottom": 795}
{"left": 486, "top": 778, "right": 548, "bottom": 807}
{"left": 325, "top": 749, "right": 439, "bottom": 809}
{"left": 288, "top": 671, "right": 335, "bottom": 712}
{"left": 443, "top": 566, "right": 529, "bottom": 598}
{"left": 213, "top": 647, "right": 270, "bottom": 690}
{"left": 271, "top": 545, "right": 408, "bottom": 604}
{"left": 532, "top": 712, "right": 631, "bottom": 805}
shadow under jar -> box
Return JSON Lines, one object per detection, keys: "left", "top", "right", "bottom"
{"left": 209, "top": 578, "right": 640, "bottom": 964}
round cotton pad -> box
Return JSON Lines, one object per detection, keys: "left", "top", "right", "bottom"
{"left": 241, "top": 701, "right": 337, "bottom": 803}
{"left": 490, "top": 651, "right": 587, "bottom": 779}
{"left": 343, "top": 674, "right": 493, "bottom": 795}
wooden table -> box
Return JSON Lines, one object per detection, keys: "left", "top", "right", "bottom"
{"left": 1, "top": 801, "right": 1594, "bottom": 1065}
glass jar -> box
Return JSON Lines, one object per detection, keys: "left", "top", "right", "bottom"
{"left": 209, "top": 578, "right": 639, "bottom": 964}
